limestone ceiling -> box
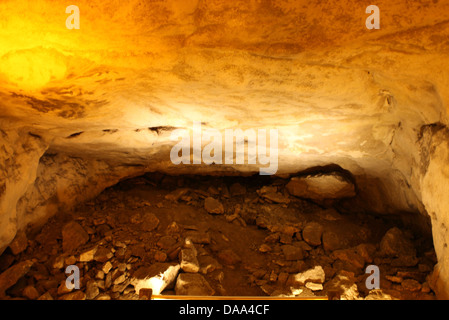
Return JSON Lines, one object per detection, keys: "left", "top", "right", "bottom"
{"left": 0, "top": 0, "right": 448, "bottom": 166}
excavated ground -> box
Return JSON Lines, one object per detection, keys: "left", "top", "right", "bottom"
{"left": 0, "top": 173, "right": 437, "bottom": 300}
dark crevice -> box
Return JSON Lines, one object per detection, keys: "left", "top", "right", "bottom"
{"left": 66, "top": 131, "right": 84, "bottom": 139}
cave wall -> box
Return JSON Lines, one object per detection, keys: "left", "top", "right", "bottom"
{"left": 0, "top": 0, "right": 449, "bottom": 298}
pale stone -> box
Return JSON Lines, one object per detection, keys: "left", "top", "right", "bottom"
{"left": 8, "top": 231, "right": 28, "bottom": 255}
{"left": 22, "top": 285, "right": 39, "bottom": 300}
{"left": 0, "top": 260, "right": 34, "bottom": 296}
{"left": 305, "top": 282, "right": 323, "bottom": 291}
{"left": 130, "top": 263, "right": 180, "bottom": 295}
{"left": 180, "top": 248, "right": 200, "bottom": 273}
{"left": 289, "top": 266, "right": 325, "bottom": 286}
{"left": 380, "top": 227, "right": 416, "bottom": 258}
{"left": 141, "top": 213, "right": 160, "bottom": 232}
{"left": 286, "top": 173, "right": 356, "bottom": 201}
{"left": 175, "top": 273, "right": 215, "bottom": 296}
{"left": 79, "top": 246, "right": 98, "bottom": 262}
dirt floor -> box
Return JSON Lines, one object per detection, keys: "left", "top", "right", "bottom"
{"left": 0, "top": 173, "right": 438, "bottom": 300}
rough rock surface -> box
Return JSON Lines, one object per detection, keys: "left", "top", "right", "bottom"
{"left": 0, "top": 0, "right": 448, "bottom": 298}
{"left": 175, "top": 273, "right": 215, "bottom": 296}
{"left": 0, "top": 175, "right": 438, "bottom": 300}
{"left": 286, "top": 173, "right": 356, "bottom": 201}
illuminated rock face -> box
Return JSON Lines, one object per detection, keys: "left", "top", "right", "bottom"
{"left": 0, "top": 0, "right": 449, "bottom": 298}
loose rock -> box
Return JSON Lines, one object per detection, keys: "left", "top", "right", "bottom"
{"left": 0, "top": 260, "right": 34, "bottom": 296}
{"left": 289, "top": 266, "right": 325, "bottom": 286}
{"left": 130, "top": 263, "right": 180, "bottom": 295}
{"left": 204, "top": 197, "right": 225, "bottom": 215}
{"left": 302, "top": 222, "right": 323, "bottom": 246}
{"left": 175, "top": 273, "right": 215, "bottom": 296}
{"left": 180, "top": 248, "right": 200, "bottom": 273}
{"left": 286, "top": 172, "right": 356, "bottom": 201}
{"left": 62, "top": 221, "right": 89, "bottom": 253}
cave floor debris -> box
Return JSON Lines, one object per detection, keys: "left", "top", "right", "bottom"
{"left": 0, "top": 173, "right": 437, "bottom": 300}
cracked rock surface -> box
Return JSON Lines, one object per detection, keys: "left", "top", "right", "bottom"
{"left": 0, "top": 0, "right": 449, "bottom": 298}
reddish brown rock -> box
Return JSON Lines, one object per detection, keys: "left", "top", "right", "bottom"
{"left": 0, "top": 260, "right": 34, "bottom": 296}
{"left": 217, "top": 249, "right": 241, "bottom": 265}
{"left": 141, "top": 213, "right": 160, "bottom": 232}
{"left": 204, "top": 197, "right": 225, "bottom": 215}
{"left": 8, "top": 231, "right": 28, "bottom": 255}
{"left": 62, "top": 221, "right": 89, "bottom": 253}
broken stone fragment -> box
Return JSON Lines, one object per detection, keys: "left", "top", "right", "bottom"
{"left": 184, "top": 231, "right": 211, "bottom": 244}
{"left": 324, "top": 271, "right": 360, "bottom": 300}
{"left": 96, "top": 293, "right": 111, "bottom": 300}
{"left": 0, "top": 260, "right": 34, "bottom": 296}
{"left": 380, "top": 227, "right": 416, "bottom": 258}
{"left": 331, "top": 248, "right": 365, "bottom": 269}
{"left": 257, "top": 186, "right": 291, "bottom": 204}
{"left": 62, "top": 221, "right": 89, "bottom": 253}
{"left": 175, "top": 273, "right": 215, "bottom": 296}
{"left": 180, "top": 248, "right": 200, "bottom": 273}
{"left": 0, "top": 253, "right": 15, "bottom": 272}
{"left": 302, "top": 222, "right": 323, "bottom": 246}
{"left": 86, "top": 280, "right": 100, "bottom": 300}
{"left": 198, "top": 256, "right": 222, "bottom": 275}
{"left": 401, "top": 279, "right": 422, "bottom": 292}
{"left": 286, "top": 172, "right": 356, "bottom": 201}
{"left": 355, "top": 243, "right": 376, "bottom": 264}
{"left": 141, "top": 213, "right": 160, "bottom": 232}
{"left": 259, "top": 244, "right": 272, "bottom": 253}
{"left": 288, "top": 265, "right": 325, "bottom": 286}
{"left": 8, "top": 231, "right": 28, "bottom": 255}
{"left": 57, "top": 280, "right": 72, "bottom": 295}
{"left": 52, "top": 255, "right": 65, "bottom": 269}
{"left": 305, "top": 282, "right": 323, "bottom": 291}
{"left": 79, "top": 246, "right": 98, "bottom": 262}
{"left": 204, "top": 197, "right": 225, "bottom": 214}
{"left": 58, "top": 291, "right": 86, "bottom": 300}
{"left": 154, "top": 251, "right": 167, "bottom": 262}
{"left": 94, "top": 247, "right": 114, "bottom": 263}
{"left": 102, "top": 261, "right": 113, "bottom": 274}
{"left": 37, "top": 292, "right": 54, "bottom": 300}
{"left": 166, "top": 221, "right": 181, "bottom": 235}
{"left": 130, "top": 263, "right": 180, "bottom": 295}
{"left": 65, "top": 255, "right": 77, "bottom": 266}
{"left": 364, "top": 289, "right": 396, "bottom": 300}
{"left": 22, "top": 285, "right": 40, "bottom": 300}
{"left": 157, "top": 236, "right": 177, "bottom": 250}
